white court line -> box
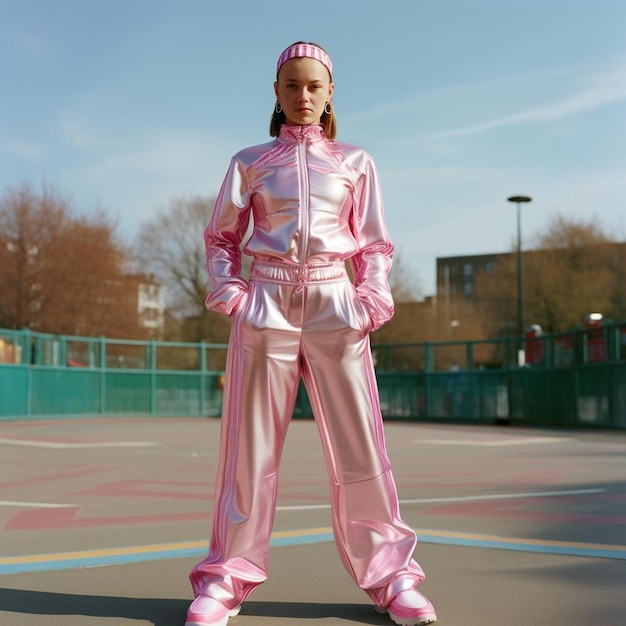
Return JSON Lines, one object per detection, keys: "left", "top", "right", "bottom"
{"left": 0, "top": 500, "right": 73, "bottom": 508}
{"left": 417, "top": 437, "right": 571, "bottom": 447}
{"left": 0, "top": 488, "right": 607, "bottom": 512}
{"left": 0, "top": 438, "right": 159, "bottom": 449}
{"left": 399, "top": 488, "right": 604, "bottom": 505}
{"left": 277, "top": 488, "right": 605, "bottom": 511}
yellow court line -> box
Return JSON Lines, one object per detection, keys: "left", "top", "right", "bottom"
{"left": 1, "top": 526, "right": 624, "bottom": 567}
{"left": 417, "top": 528, "right": 626, "bottom": 552}
{"left": 0, "top": 527, "right": 334, "bottom": 565}
{"left": 0, "top": 541, "right": 207, "bottom": 565}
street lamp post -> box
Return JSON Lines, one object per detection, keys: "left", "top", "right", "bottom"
{"left": 507, "top": 195, "right": 532, "bottom": 366}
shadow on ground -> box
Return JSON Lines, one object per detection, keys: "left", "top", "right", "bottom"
{"left": 0, "top": 588, "right": 391, "bottom": 625}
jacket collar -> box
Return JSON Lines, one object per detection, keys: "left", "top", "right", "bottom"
{"left": 278, "top": 124, "right": 325, "bottom": 144}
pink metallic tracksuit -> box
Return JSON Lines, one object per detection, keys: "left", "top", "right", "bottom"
{"left": 190, "top": 123, "right": 425, "bottom": 609}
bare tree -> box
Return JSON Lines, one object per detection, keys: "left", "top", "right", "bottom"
{"left": 0, "top": 183, "right": 132, "bottom": 336}
{"left": 388, "top": 252, "right": 422, "bottom": 303}
{"left": 526, "top": 215, "right": 615, "bottom": 331}
{"left": 135, "top": 196, "right": 214, "bottom": 317}
{"left": 134, "top": 195, "right": 235, "bottom": 342}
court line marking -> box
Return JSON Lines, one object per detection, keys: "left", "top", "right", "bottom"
{"left": 0, "top": 438, "right": 159, "bottom": 449}
{"left": 276, "top": 488, "right": 605, "bottom": 511}
{"left": 1, "top": 525, "right": 624, "bottom": 575}
{"left": 416, "top": 437, "right": 571, "bottom": 447}
{"left": 0, "top": 500, "right": 73, "bottom": 509}
{"left": 0, "top": 488, "right": 603, "bottom": 512}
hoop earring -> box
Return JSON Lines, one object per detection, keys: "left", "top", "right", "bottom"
{"left": 324, "top": 101, "right": 332, "bottom": 114}
{"left": 275, "top": 101, "right": 283, "bottom": 114}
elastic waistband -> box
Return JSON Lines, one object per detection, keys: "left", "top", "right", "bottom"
{"left": 250, "top": 260, "right": 347, "bottom": 283}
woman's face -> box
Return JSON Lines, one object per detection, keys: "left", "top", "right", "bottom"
{"left": 274, "top": 57, "right": 334, "bottom": 126}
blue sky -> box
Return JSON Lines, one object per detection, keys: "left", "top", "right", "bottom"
{"left": 2, "top": 0, "right": 625, "bottom": 296}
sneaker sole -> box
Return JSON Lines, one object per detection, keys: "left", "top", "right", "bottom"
{"left": 375, "top": 605, "right": 437, "bottom": 626}
{"left": 185, "top": 605, "right": 241, "bottom": 626}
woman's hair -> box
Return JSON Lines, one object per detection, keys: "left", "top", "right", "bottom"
{"left": 270, "top": 41, "right": 337, "bottom": 140}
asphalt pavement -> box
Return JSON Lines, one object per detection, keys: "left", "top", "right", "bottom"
{"left": 1, "top": 416, "right": 624, "bottom": 625}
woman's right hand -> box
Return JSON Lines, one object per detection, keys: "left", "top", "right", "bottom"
{"left": 204, "top": 278, "right": 249, "bottom": 316}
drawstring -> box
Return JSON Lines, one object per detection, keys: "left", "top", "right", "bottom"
{"left": 295, "top": 266, "right": 307, "bottom": 293}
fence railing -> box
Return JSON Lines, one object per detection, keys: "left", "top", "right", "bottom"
{"left": 1, "top": 323, "right": 625, "bottom": 428}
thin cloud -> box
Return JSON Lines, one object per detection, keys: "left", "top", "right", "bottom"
{"left": 77, "top": 132, "right": 229, "bottom": 180}
{"left": 347, "top": 63, "right": 590, "bottom": 127}
{"left": 382, "top": 166, "right": 498, "bottom": 184}
{"left": 425, "top": 62, "right": 626, "bottom": 141}
{"left": 56, "top": 113, "right": 101, "bottom": 151}
{"left": 348, "top": 84, "right": 474, "bottom": 124}
{"left": 1, "top": 20, "right": 50, "bottom": 61}
{"left": 6, "top": 140, "right": 46, "bottom": 161}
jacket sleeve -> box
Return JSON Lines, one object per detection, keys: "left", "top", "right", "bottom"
{"left": 350, "top": 156, "right": 395, "bottom": 331}
{"left": 203, "top": 157, "right": 251, "bottom": 316}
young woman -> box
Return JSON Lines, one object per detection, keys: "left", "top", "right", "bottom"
{"left": 186, "top": 42, "right": 437, "bottom": 626}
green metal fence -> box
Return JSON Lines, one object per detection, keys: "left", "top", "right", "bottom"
{"left": 1, "top": 323, "right": 625, "bottom": 427}
{"left": 0, "top": 329, "right": 227, "bottom": 419}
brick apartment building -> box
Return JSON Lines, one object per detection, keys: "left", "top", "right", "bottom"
{"left": 436, "top": 243, "right": 626, "bottom": 305}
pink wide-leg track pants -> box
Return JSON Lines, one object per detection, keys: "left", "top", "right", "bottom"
{"left": 190, "top": 261, "right": 424, "bottom": 609}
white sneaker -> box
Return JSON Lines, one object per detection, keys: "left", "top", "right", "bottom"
{"left": 185, "top": 594, "right": 241, "bottom": 626}
{"left": 375, "top": 588, "right": 437, "bottom": 626}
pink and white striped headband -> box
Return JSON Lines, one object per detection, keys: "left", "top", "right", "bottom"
{"left": 276, "top": 43, "right": 333, "bottom": 76}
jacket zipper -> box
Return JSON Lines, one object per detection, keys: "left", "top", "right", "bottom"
{"left": 297, "top": 138, "right": 309, "bottom": 264}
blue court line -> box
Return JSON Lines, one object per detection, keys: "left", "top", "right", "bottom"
{"left": 1, "top": 527, "right": 624, "bottom": 576}
{"left": 417, "top": 531, "right": 626, "bottom": 560}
